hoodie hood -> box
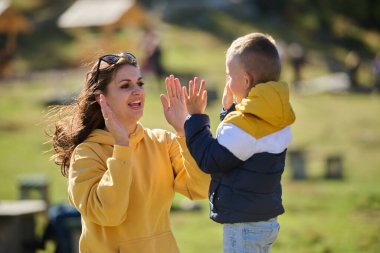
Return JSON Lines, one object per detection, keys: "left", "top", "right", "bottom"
{"left": 223, "top": 81, "right": 295, "bottom": 139}
{"left": 85, "top": 123, "right": 145, "bottom": 148}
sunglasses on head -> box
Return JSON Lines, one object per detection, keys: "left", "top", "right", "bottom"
{"left": 94, "top": 52, "right": 137, "bottom": 82}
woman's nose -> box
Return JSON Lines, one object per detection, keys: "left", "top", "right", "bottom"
{"left": 132, "top": 85, "right": 144, "bottom": 94}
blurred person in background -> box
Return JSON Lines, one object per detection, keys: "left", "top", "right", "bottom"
{"left": 345, "top": 51, "right": 361, "bottom": 91}
{"left": 140, "top": 28, "right": 165, "bottom": 88}
{"left": 288, "top": 42, "right": 306, "bottom": 91}
{"left": 50, "top": 52, "right": 210, "bottom": 253}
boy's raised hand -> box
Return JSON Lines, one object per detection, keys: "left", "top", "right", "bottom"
{"left": 184, "top": 77, "right": 207, "bottom": 114}
{"left": 222, "top": 83, "right": 233, "bottom": 110}
{"left": 160, "top": 75, "right": 188, "bottom": 136}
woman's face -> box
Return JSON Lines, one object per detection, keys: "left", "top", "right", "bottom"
{"left": 104, "top": 64, "right": 145, "bottom": 128}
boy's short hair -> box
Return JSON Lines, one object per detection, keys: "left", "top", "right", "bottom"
{"left": 226, "top": 33, "right": 281, "bottom": 83}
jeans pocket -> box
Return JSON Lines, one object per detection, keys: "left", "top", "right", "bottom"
{"left": 242, "top": 220, "right": 280, "bottom": 251}
{"left": 243, "top": 225, "right": 273, "bottom": 242}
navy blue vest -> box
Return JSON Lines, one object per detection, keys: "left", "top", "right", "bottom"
{"left": 208, "top": 151, "right": 286, "bottom": 224}
{"left": 184, "top": 113, "right": 286, "bottom": 224}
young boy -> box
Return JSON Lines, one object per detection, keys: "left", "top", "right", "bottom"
{"left": 180, "top": 32, "right": 296, "bottom": 252}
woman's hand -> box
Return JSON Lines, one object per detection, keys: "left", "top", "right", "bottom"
{"left": 184, "top": 77, "right": 207, "bottom": 114}
{"left": 160, "top": 75, "right": 188, "bottom": 136}
{"left": 99, "top": 94, "right": 130, "bottom": 146}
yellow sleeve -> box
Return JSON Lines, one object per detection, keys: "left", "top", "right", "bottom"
{"left": 170, "top": 134, "right": 210, "bottom": 200}
{"left": 68, "top": 143, "right": 134, "bottom": 226}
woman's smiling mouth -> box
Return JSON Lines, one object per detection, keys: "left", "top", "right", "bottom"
{"left": 128, "top": 100, "right": 142, "bottom": 109}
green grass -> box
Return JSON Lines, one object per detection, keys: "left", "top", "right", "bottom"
{"left": 1, "top": 21, "right": 380, "bottom": 253}
{"left": 277, "top": 93, "right": 380, "bottom": 253}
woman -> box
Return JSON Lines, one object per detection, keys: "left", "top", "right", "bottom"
{"left": 51, "top": 52, "right": 210, "bottom": 252}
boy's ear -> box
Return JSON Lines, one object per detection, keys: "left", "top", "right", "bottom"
{"left": 244, "top": 72, "right": 254, "bottom": 89}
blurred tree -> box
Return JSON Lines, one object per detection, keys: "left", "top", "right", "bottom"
{"left": 253, "top": 0, "right": 380, "bottom": 32}
{"left": 7, "top": 0, "right": 380, "bottom": 72}
{"left": 331, "top": 0, "right": 380, "bottom": 30}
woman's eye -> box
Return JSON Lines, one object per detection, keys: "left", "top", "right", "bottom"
{"left": 138, "top": 82, "right": 145, "bottom": 87}
{"left": 121, "top": 84, "right": 130, "bottom": 89}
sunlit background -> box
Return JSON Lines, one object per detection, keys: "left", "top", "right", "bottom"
{"left": 0, "top": 0, "right": 379, "bottom": 252}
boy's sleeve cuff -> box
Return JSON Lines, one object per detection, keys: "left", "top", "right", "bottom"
{"left": 184, "top": 114, "right": 210, "bottom": 137}
{"left": 220, "top": 103, "right": 236, "bottom": 121}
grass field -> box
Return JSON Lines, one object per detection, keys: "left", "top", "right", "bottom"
{"left": 1, "top": 20, "right": 380, "bottom": 253}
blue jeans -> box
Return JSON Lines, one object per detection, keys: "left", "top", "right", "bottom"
{"left": 223, "top": 218, "right": 279, "bottom": 253}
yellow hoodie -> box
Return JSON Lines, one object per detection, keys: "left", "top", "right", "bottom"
{"left": 68, "top": 123, "right": 210, "bottom": 253}
{"left": 223, "top": 81, "right": 296, "bottom": 138}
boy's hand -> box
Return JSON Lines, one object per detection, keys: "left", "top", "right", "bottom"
{"left": 184, "top": 77, "right": 207, "bottom": 114}
{"left": 160, "top": 75, "right": 188, "bottom": 136}
{"left": 222, "top": 83, "right": 233, "bottom": 110}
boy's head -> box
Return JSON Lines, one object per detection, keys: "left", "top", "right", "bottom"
{"left": 226, "top": 33, "right": 281, "bottom": 102}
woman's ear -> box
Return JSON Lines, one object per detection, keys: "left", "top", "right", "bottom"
{"left": 94, "top": 90, "right": 102, "bottom": 103}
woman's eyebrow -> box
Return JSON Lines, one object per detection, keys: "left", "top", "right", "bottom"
{"left": 118, "top": 77, "right": 143, "bottom": 83}
{"left": 118, "top": 78, "right": 131, "bottom": 82}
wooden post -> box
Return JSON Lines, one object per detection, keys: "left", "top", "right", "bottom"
{"left": 325, "top": 155, "right": 344, "bottom": 179}
{"left": 288, "top": 150, "right": 307, "bottom": 180}
{"left": 18, "top": 174, "right": 49, "bottom": 208}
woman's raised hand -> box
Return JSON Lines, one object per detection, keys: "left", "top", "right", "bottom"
{"left": 160, "top": 75, "right": 188, "bottom": 136}
{"left": 183, "top": 77, "right": 207, "bottom": 115}
{"left": 99, "top": 94, "right": 130, "bottom": 146}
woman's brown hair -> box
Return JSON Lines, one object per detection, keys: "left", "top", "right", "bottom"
{"left": 50, "top": 53, "right": 138, "bottom": 177}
